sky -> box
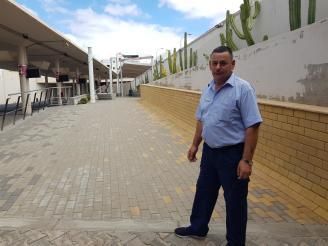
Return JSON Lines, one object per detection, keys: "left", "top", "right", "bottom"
{"left": 15, "top": 0, "right": 243, "bottom": 61}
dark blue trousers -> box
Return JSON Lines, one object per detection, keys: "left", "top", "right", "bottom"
{"left": 190, "top": 142, "right": 249, "bottom": 246}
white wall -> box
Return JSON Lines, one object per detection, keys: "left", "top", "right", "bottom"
{"left": 149, "top": 19, "right": 328, "bottom": 106}
{"left": 235, "top": 18, "right": 328, "bottom": 106}
{"left": 0, "top": 70, "right": 45, "bottom": 103}
{"left": 137, "top": 0, "right": 328, "bottom": 82}
{"left": 192, "top": 0, "right": 328, "bottom": 63}
{"left": 0, "top": 70, "right": 20, "bottom": 103}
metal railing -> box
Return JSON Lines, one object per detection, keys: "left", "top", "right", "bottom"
{"left": 95, "top": 84, "right": 109, "bottom": 94}
{"left": 0, "top": 86, "right": 72, "bottom": 131}
{"left": 46, "top": 86, "right": 72, "bottom": 106}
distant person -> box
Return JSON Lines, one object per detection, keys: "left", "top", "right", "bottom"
{"left": 174, "top": 46, "right": 262, "bottom": 245}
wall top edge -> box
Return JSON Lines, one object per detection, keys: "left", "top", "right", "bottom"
{"left": 258, "top": 99, "right": 328, "bottom": 115}
{"left": 141, "top": 85, "right": 328, "bottom": 115}
{"left": 141, "top": 84, "right": 202, "bottom": 95}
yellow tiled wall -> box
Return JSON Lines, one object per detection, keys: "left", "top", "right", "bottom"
{"left": 140, "top": 84, "right": 328, "bottom": 216}
{"left": 140, "top": 85, "right": 201, "bottom": 127}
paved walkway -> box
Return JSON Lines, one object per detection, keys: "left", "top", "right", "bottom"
{"left": 0, "top": 98, "right": 327, "bottom": 245}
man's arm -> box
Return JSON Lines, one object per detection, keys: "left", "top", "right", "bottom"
{"left": 237, "top": 123, "right": 260, "bottom": 179}
{"left": 187, "top": 120, "right": 203, "bottom": 162}
{"left": 242, "top": 123, "right": 260, "bottom": 161}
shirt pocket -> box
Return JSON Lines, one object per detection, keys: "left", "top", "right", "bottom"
{"left": 200, "top": 97, "right": 212, "bottom": 116}
{"left": 213, "top": 103, "right": 235, "bottom": 126}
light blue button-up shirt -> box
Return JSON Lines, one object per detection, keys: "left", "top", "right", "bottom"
{"left": 196, "top": 73, "right": 262, "bottom": 148}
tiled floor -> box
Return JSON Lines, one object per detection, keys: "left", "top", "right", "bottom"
{"left": 0, "top": 98, "right": 327, "bottom": 245}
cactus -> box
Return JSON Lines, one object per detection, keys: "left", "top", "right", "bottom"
{"left": 159, "top": 55, "right": 163, "bottom": 77}
{"left": 189, "top": 48, "right": 193, "bottom": 68}
{"left": 220, "top": 11, "right": 238, "bottom": 51}
{"left": 289, "top": 0, "right": 301, "bottom": 31}
{"left": 145, "top": 73, "right": 149, "bottom": 83}
{"left": 229, "top": 0, "right": 260, "bottom": 46}
{"left": 153, "top": 60, "right": 159, "bottom": 80}
{"left": 193, "top": 51, "right": 198, "bottom": 67}
{"left": 179, "top": 49, "right": 183, "bottom": 71}
{"left": 203, "top": 53, "right": 210, "bottom": 62}
{"left": 308, "top": 0, "right": 316, "bottom": 24}
{"left": 184, "top": 32, "right": 188, "bottom": 70}
{"left": 172, "top": 48, "right": 177, "bottom": 74}
{"left": 159, "top": 55, "right": 167, "bottom": 78}
{"left": 167, "top": 50, "right": 173, "bottom": 74}
{"left": 289, "top": 0, "right": 316, "bottom": 30}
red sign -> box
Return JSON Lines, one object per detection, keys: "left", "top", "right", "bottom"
{"left": 18, "top": 64, "right": 27, "bottom": 76}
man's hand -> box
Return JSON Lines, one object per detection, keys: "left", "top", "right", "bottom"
{"left": 187, "top": 145, "right": 198, "bottom": 162}
{"left": 237, "top": 160, "right": 252, "bottom": 179}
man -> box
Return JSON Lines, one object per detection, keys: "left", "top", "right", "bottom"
{"left": 174, "top": 46, "right": 262, "bottom": 245}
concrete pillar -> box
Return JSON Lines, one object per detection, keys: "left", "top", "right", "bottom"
{"left": 72, "top": 77, "right": 76, "bottom": 97}
{"left": 88, "top": 47, "right": 96, "bottom": 103}
{"left": 120, "top": 59, "right": 123, "bottom": 96}
{"left": 76, "top": 84, "right": 81, "bottom": 96}
{"left": 105, "top": 78, "right": 108, "bottom": 92}
{"left": 18, "top": 45, "right": 31, "bottom": 114}
{"left": 44, "top": 73, "right": 49, "bottom": 103}
{"left": 151, "top": 57, "right": 154, "bottom": 82}
{"left": 45, "top": 73, "right": 49, "bottom": 88}
{"left": 55, "top": 59, "right": 62, "bottom": 105}
{"left": 98, "top": 76, "right": 101, "bottom": 92}
{"left": 109, "top": 58, "right": 113, "bottom": 94}
{"left": 116, "top": 56, "right": 119, "bottom": 96}
{"left": 76, "top": 67, "right": 80, "bottom": 96}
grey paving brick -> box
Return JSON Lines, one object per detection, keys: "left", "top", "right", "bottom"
{"left": 0, "top": 98, "right": 326, "bottom": 244}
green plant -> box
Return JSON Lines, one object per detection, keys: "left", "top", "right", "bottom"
{"left": 145, "top": 73, "right": 149, "bottom": 83}
{"left": 172, "top": 48, "right": 177, "bottom": 74}
{"left": 167, "top": 50, "right": 173, "bottom": 74}
{"left": 153, "top": 60, "right": 160, "bottom": 80}
{"left": 189, "top": 48, "right": 193, "bottom": 68}
{"left": 184, "top": 32, "right": 188, "bottom": 70}
{"left": 289, "top": 0, "right": 317, "bottom": 30}
{"left": 229, "top": 0, "right": 261, "bottom": 46}
{"left": 220, "top": 11, "right": 238, "bottom": 51}
{"left": 79, "top": 98, "right": 88, "bottom": 104}
{"left": 203, "top": 53, "right": 210, "bottom": 62}
{"left": 179, "top": 49, "right": 183, "bottom": 71}
{"left": 193, "top": 51, "right": 198, "bottom": 67}
{"left": 289, "top": 0, "right": 301, "bottom": 31}
{"left": 159, "top": 55, "right": 167, "bottom": 78}
{"left": 308, "top": 0, "right": 316, "bottom": 24}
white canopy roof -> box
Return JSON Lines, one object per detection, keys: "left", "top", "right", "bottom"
{"left": 0, "top": 0, "right": 111, "bottom": 79}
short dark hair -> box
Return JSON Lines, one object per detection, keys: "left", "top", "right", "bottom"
{"left": 211, "top": 46, "right": 233, "bottom": 59}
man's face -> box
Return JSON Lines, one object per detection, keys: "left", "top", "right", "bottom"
{"left": 209, "top": 51, "right": 235, "bottom": 84}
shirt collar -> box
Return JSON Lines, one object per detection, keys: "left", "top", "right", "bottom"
{"left": 209, "top": 73, "right": 235, "bottom": 91}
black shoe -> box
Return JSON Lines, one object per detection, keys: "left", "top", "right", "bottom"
{"left": 174, "top": 226, "right": 207, "bottom": 240}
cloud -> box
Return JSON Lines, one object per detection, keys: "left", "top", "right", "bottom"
{"left": 104, "top": 0, "right": 151, "bottom": 19}
{"left": 159, "top": 0, "right": 243, "bottom": 21}
{"left": 108, "top": 0, "right": 131, "bottom": 4}
{"left": 65, "top": 8, "right": 181, "bottom": 60}
{"left": 105, "top": 3, "right": 142, "bottom": 17}
{"left": 39, "top": 0, "right": 69, "bottom": 14}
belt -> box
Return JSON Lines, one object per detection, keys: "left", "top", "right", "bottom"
{"left": 204, "top": 142, "right": 244, "bottom": 151}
